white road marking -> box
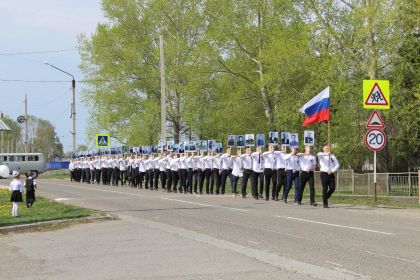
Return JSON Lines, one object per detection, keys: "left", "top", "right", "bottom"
{"left": 365, "top": 251, "right": 420, "bottom": 266}
{"left": 276, "top": 216, "right": 395, "bottom": 236}
{"left": 247, "top": 240, "right": 259, "bottom": 245}
{"left": 160, "top": 197, "right": 249, "bottom": 212}
{"left": 326, "top": 260, "right": 344, "bottom": 267}
{"left": 54, "top": 198, "right": 70, "bottom": 201}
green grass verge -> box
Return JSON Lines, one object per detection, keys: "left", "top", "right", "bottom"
{"left": 0, "top": 189, "right": 96, "bottom": 227}
{"left": 39, "top": 173, "right": 69, "bottom": 180}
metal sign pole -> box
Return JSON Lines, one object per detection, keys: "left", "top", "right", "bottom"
{"left": 374, "top": 150, "right": 377, "bottom": 203}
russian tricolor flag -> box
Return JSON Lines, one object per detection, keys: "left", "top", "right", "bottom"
{"left": 299, "top": 86, "right": 330, "bottom": 126}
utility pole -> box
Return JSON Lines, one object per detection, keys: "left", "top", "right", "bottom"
{"left": 159, "top": 34, "right": 167, "bottom": 140}
{"left": 24, "top": 94, "right": 28, "bottom": 153}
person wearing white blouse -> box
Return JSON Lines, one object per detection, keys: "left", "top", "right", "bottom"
{"left": 274, "top": 145, "right": 289, "bottom": 201}
{"left": 240, "top": 147, "right": 253, "bottom": 198}
{"left": 250, "top": 147, "right": 264, "bottom": 200}
{"left": 220, "top": 147, "right": 233, "bottom": 195}
{"left": 296, "top": 146, "right": 317, "bottom": 206}
{"left": 317, "top": 145, "right": 340, "bottom": 208}
{"left": 283, "top": 148, "right": 299, "bottom": 203}
{"left": 262, "top": 144, "right": 277, "bottom": 201}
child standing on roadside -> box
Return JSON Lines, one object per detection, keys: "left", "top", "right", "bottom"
{"left": 24, "top": 171, "right": 37, "bottom": 208}
{"left": 9, "top": 170, "right": 23, "bottom": 217}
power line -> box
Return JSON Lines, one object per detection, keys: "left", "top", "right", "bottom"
{"left": 0, "top": 77, "right": 158, "bottom": 83}
{"left": 0, "top": 48, "right": 78, "bottom": 56}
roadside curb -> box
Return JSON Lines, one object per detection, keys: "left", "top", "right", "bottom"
{"left": 0, "top": 213, "right": 117, "bottom": 234}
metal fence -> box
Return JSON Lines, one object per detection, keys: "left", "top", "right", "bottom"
{"left": 329, "top": 170, "right": 419, "bottom": 197}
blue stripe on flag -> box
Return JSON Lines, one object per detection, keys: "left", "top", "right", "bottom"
{"left": 304, "top": 98, "right": 330, "bottom": 117}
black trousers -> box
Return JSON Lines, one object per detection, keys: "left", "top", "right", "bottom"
{"left": 147, "top": 170, "right": 154, "bottom": 189}
{"left": 107, "top": 168, "right": 112, "bottom": 185}
{"left": 160, "top": 170, "right": 167, "bottom": 189}
{"left": 84, "top": 168, "right": 90, "bottom": 183}
{"left": 231, "top": 175, "right": 240, "bottom": 194}
{"left": 193, "top": 170, "right": 198, "bottom": 193}
{"left": 70, "top": 170, "right": 74, "bottom": 181}
{"left": 198, "top": 170, "right": 205, "bottom": 194}
{"left": 241, "top": 169, "right": 253, "bottom": 196}
{"left": 212, "top": 169, "right": 221, "bottom": 194}
{"left": 299, "top": 171, "right": 315, "bottom": 204}
{"left": 95, "top": 169, "right": 101, "bottom": 184}
{"left": 204, "top": 169, "right": 212, "bottom": 194}
{"left": 101, "top": 168, "right": 108, "bottom": 185}
{"left": 179, "top": 169, "right": 188, "bottom": 192}
{"left": 153, "top": 169, "right": 160, "bottom": 189}
{"left": 276, "top": 169, "right": 286, "bottom": 199}
{"left": 220, "top": 169, "right": 232, "bottom": 194}
{"left": 139, "top": 171, "right": 145, "bottom": 188}
{"left": 165, "top": 169, "right": 172, "bottom": 191}
{"left": 26, "top": 190, "right": 35, "bottom": 206}
{"left": 171, "top": 170, "right": 179, "bottom": 191}
{"left": 320, "top": 172, "right": 335, "bottom": 206}
{"left": 264, "top": 168, "right": 278, "bottom": 199}
{"left": 187, "top": 168, "right": 194, "bottom": 193}
{"left": 133, "top": 168, "right": 139, "bottom": 187}
{"left": 250, "top": 172, "right": 264, "bottom": 198}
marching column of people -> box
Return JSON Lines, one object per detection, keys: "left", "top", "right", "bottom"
{"left": 69, "top": 144, "right": 339, "bottom": 207}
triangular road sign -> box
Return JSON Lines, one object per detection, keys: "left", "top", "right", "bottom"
{"left": 366, "top": 110, "right": 385, "bottom": 129}
{"left": 365, "top": 82, "right": 389, "bottom": 106}
{"left": 98, "top": 136, "right": 108, "bottom": 146}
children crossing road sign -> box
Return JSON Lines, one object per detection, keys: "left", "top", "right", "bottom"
{"left": 96, "top": 134, "right": 110, "bottom": 148}
{"left": 363, "top": 80, "right": 390, "bottom": 109}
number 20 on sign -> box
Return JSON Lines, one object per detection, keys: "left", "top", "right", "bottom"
{"left": 365, "top": 129, "right": 386, "bottom": 151}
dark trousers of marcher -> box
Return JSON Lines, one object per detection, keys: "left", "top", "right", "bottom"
{"left": 102, "top": 168, "right": 107, "bottom": 185}
{"left": 139, "top": 171, "right": 145, "bottom": 188}
{"left": 70, "top": 170, "right": 74, "bottom": 182}
{"left": 145, "top": 170, "right": 150, "bottom": 189}
{"left": 187, "top": 168, "right": 194, "bottom": 193}
{"left": 179, "top": 169, "right": 187, "bottom": 192}
{"left": 90, "top": 170, "right": 95, "bottom": 183}
{"left": 250, "top": 172, "right": 264, "bottom": 199}
{"left": 220, "top": 169, "right": 232, "bottom": 195}
{"left": 26, "top": 190, "right": 35, "bottom": 207}
{"left": 204, "top": 169, "right": 212, "bottom": 194}
{"left": 298, "top": 171, "right": 315, "bottom": 204}
{"left": 264, "top": 168, "right": 278, "bottom": 200}
{"left": 284, "top": 170, "right": 300, "bottom": 202}
{"left": 276, "top": 169, "right": 286, "bottom": 200}
{"left": 212, "top": 169, "right": 221, "bottom": 194}
{"left": 148, "top": 170, "right": 154, "bottom": 189}
{"left": 85, "top": 168, "right": 91, "bottom": 183}
{"left": 198, "top": 170, "right": 205, "bottom": 194}
{"left": 95, "top": 169, "right": 101, "bottom": 184}
{"left": 166, "top": 169, "right": 172, "bottom": 191}
{"left": 153, "top": 169, "right": 160, "bottom": 190}
{"left": 160, "top": 170, "right": 166, "bottom": 190}
{"left": 241, "top": 169, "right": 253, "bottom": 197}
{"left": 76, "top": 169, "right": 81, "bottom": 182}
{"left": 107, "top": 168, "right": 112, "bottom": 186}
{"left": 320, "top": 172, "right": 335, "bottom": 207}
{"left": 171, "top": 170, "right": 179, "bottom": 192}
{"left": 231, "top": 175, "right": 240, "bottom": 195}
{"left": 193, "top": 170, "right": 198, "bottom": 193}
{"left": 111, "top": 167, "right": 119, "bottom": 186}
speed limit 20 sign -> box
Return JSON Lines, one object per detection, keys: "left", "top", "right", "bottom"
{"left": 365, "top": 129, "right": 386, "bottom": 151}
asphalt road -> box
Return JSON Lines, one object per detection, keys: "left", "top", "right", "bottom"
{"left": 2, "top": 178, "right": 420, "bottom": 280}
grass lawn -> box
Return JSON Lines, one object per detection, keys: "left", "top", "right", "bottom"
{"left": 39, "top": 173, "right": 69, "bottom": 180}
{"left": 0, "top": 189, "right": 96, "bottom": 227}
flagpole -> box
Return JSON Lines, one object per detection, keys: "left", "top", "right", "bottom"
{"left": 328, "top": 120, "right": 331, "bottom": 147}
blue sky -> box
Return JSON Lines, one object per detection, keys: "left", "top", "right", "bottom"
{"left": 0, "top": 0, "right": 104, "bottom": 152}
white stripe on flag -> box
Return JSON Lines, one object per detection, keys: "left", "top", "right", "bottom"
{"left": 299, "top": 86, "right": 330, "bottom": 113}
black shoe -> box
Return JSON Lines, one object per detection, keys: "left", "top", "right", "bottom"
{"left": 284, "top": 198, "right": 288, "bottom": 203}
{"left": 311, "top": 203, "right": 318, "bottom": 206}
{"left": 265, "top": 197, "right": 269, "bottom": 201}
{"left": 323, "top": 205, "right": 329, "bottom": 208}
{"left": 297, "top": 202, "right": 302, "bottom": 205}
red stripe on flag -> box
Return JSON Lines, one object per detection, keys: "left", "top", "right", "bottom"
{"left": 302, "top": 109, "right": 330, "bottom": 126}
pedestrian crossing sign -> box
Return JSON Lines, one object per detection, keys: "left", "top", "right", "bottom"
{"left": 363, "top": 80, "right": 390, "bottom": 109}
{"left": 96, "top": 134, "right": 110, "bottom": 148}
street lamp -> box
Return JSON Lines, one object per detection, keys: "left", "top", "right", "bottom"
{"left": 44, "top": 61, "right": 76, "bottom": 154}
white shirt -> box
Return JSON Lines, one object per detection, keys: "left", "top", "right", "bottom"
{"left": 186, "top": 157, "right": 195, "bottom": 169}
{"left": 317, "top": 152, "right": 340, "bottom": 173}
{"left": 101, "top": 159, "right": 109, "bottom": 168}
{"left": 203, "top": 156, "right": 213, "bottom": 169}
{"left": 159, "top": 158, "right": 168, "bottom": 171}
{"left": 220, "top": 154, "right": 233, "bottom": 170}
{"left": 211, "top": 156, "right": 221, "bottom": 169}
{"left": 240, "top": 154, "right": 253, "bottom": 170}
{"left": 9, "top": 179, "right": 23, "bottom": 192}
{"left": 232, "top": 157, "right": 243, "bottom": 177}
{"left": 69, "top": 162, "right": 74, "bottom": 171}
{"left": 251, "top": 152, "right": 264, "bottom": 173}
{"left": 178, "top": 156, "right": 188, "bottom": 169}
{"left": 286, "top": 155, "right": 300, "bottom": 171}
{"left": 262, "top": 151, "right": 276, "bottom": 169}
{"left": 119, "top": 159, "right": 127, "bottom": 171}
{"left": 170, "top": 158, "right": 179, "bottom": 171}
{"left": 138, "top": 158, "right": 146, "bottom": 172}
{"left": 196, "top": 156, "right": 204, "bottom": 170}
{"left": 299, "top": 154, "right": 317, "bottom": 172}
{"left": 274, "top": 151, "right": 291, "bottom": 169}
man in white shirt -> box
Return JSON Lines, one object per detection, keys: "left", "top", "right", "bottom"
{"left": 211, "top": 154, "right": 222, "bottom": 195}
{"left": 317, "top": 145, "right": 340, "bottom": 208}
{"left": 69, "top": 160, "right": 75, "bottom": 182}
{"left": 240, "top": 147, "right": 253, "bottom": 198}
{"left": 250, "top": 147, "right": 264, "bottom": 200}
{"left": 178, "top": 153, "right": 188, "bottom": 193}
{"left": 170, "top": 154, "right": 180, "bottom": 193}
{"left": 196, "top": 152, "right": 205, "bottom": 194}
{"left": 220, "top": 147, "right": 233, "bottom": 195}
{"left": 165, "top": 153, "right": 173, "bottom": 192}
{"left": 283, "top": 148, "right": 300, "bottom": 203}
{"left": 203, "top": 152, "right": 213, "bottom": 194}
{"left": 230, "top": 148, "right": 243, "bottom": 197}
{"left": 297, "top": 146, "right": 317, "bottom": 206}
{"left": 186, "top": 153, "right": 195, "bottom": 194}
{"left": 274, "top": 145, "right": 289, "bottom": 201}
{"left": 262, "top": 144, "right": 277, "bottom": 201}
